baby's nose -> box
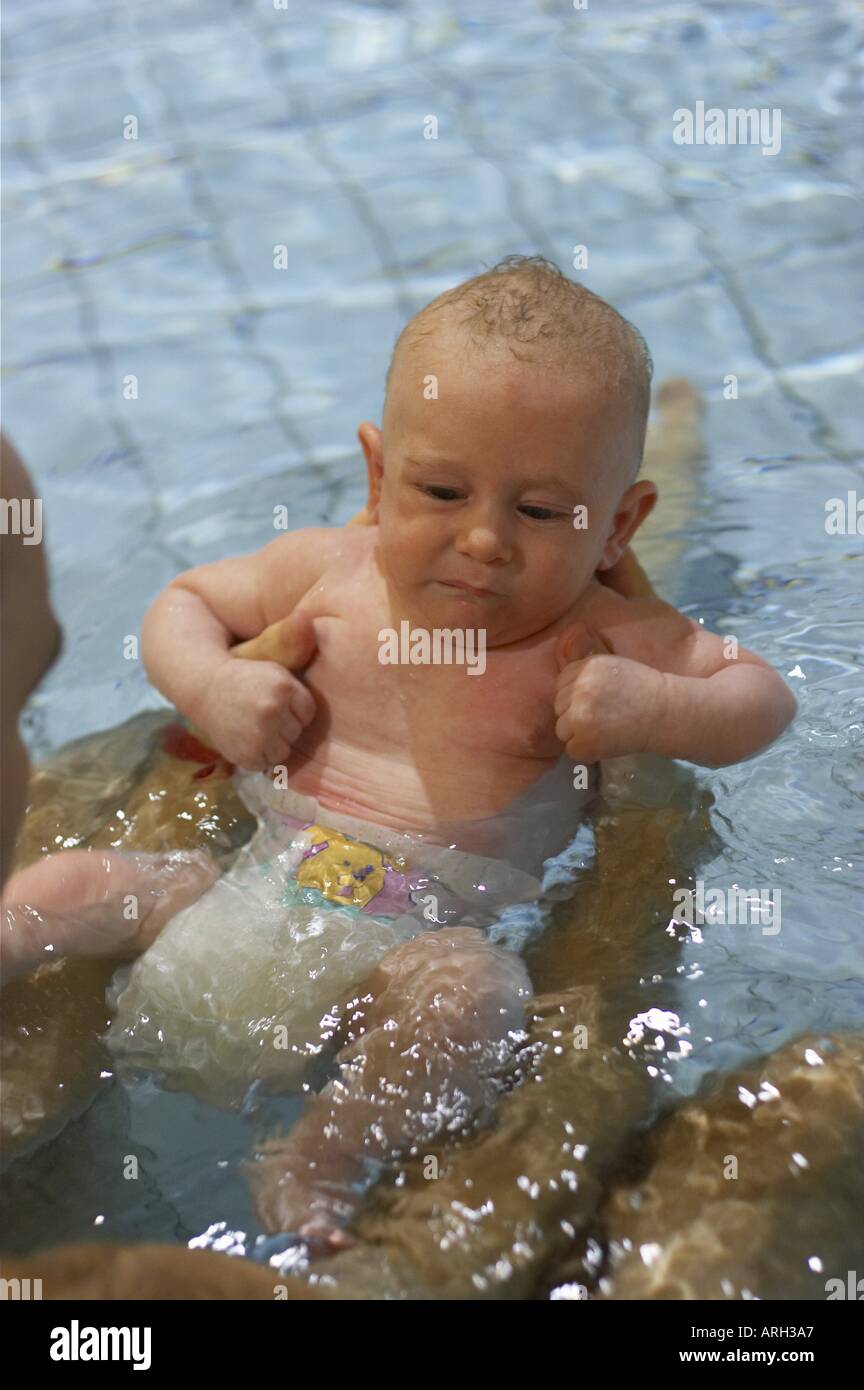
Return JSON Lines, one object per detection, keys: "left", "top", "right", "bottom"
{"left": 457, "top": 520, "right": 512, "bottom": 564}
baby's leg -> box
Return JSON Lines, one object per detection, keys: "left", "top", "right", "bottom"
{"left": 1, "top": 848, "right": 218, "bottom": 985}
{"left": 249, "top": 926, "right": 532, "bottom": 1249}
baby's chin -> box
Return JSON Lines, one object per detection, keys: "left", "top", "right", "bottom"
{"left": 414, "top": 585, "right": 564, "bottom": 645}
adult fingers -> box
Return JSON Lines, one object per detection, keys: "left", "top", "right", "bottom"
{"left": 231, "top": 610, "right": 317, "bottom": 672}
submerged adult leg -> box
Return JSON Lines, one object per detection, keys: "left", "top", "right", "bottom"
{"left": 249, "top": 926, "right": 532, "bottom": 1247}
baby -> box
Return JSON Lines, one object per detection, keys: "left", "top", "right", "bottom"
{"left": 136, "top": 256, "right": 796, "bottom": 1246}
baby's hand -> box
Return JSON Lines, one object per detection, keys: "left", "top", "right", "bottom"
{"left": 553, "top": 624, "right": 664, "bottom": 763}
{"left": 197, "top": 612, "right": 318, "bottom": 771}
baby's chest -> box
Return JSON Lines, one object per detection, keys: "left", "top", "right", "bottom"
{"left": 454, "top": 668, "right": 560, "bottom": 757}
{"left": 304, "top": 603, "right": 561, "bottom": 757}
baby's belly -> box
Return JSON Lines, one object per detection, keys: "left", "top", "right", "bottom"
{"left": 282, "top": 737, "right": 545, "bottom": 830}
{"left": 278, "top": 737, "right": 595, "bottom": 870}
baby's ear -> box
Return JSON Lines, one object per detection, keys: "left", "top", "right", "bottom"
{"left": 597, "top": 480, "right": 657, "bottom": 572}
{"left": 357, "top": 422, "right": 383, "bottom": 522}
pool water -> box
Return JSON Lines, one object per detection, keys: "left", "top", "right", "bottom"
{"left": 2, "top": 0, "right": 862, "bottom": 1298}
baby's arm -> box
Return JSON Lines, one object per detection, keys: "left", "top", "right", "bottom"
{"left": 142, "top": 528, "right": 335, "bottom": 769}
{"left": 555, "top": 590, "right": 796, "bottom": 768}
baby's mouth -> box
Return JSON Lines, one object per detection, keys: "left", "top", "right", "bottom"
{"left": 439, "top": 579, "right": 498, "bottom": 597}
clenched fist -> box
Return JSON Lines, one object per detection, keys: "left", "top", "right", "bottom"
{"left": 553, "top": 622, "right": 665, "bottom": 763}
{"left": 196, "top": 611, "right": 318, "bottom": 771}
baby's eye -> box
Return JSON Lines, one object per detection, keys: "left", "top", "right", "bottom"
{"left": 421, "top": 485, "right": 462, "bottom": 501}
{"left": 519, "top": 505, "right": 565, "bottom": 521}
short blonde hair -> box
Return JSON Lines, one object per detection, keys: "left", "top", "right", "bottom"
{"left": 387, "top": 255, "right": 653, "bottom": 472}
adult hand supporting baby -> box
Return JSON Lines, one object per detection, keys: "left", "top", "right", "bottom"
{"left": 598, "top": 546, "right": 656, "bottom": 599}
{"left": 229, "top": 609, "right": 317, "bottom": 668}
{"left": 553, "top": 623, "right": 664, "bottom": 764}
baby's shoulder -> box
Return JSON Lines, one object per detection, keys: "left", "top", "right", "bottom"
{"left": 257, "top": 523, "right": 375, "bottom": 623}
{"left": 576, "top": 579, "right": 698, "bottom": 649}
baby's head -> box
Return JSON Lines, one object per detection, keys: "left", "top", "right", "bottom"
{"left": 358, "top": 256, "right": 658, "bottom": 642}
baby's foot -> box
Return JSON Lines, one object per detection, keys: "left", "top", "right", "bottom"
{"left": 297, "top": 1216, "right": 356, "bottom": 1256}
{"left": 248, "top": 1144, "right": 367, "bottom": 1257}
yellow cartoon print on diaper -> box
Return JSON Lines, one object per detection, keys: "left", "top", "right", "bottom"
{"left": 296, "top": 824, "right": 404, "bottom": 908}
